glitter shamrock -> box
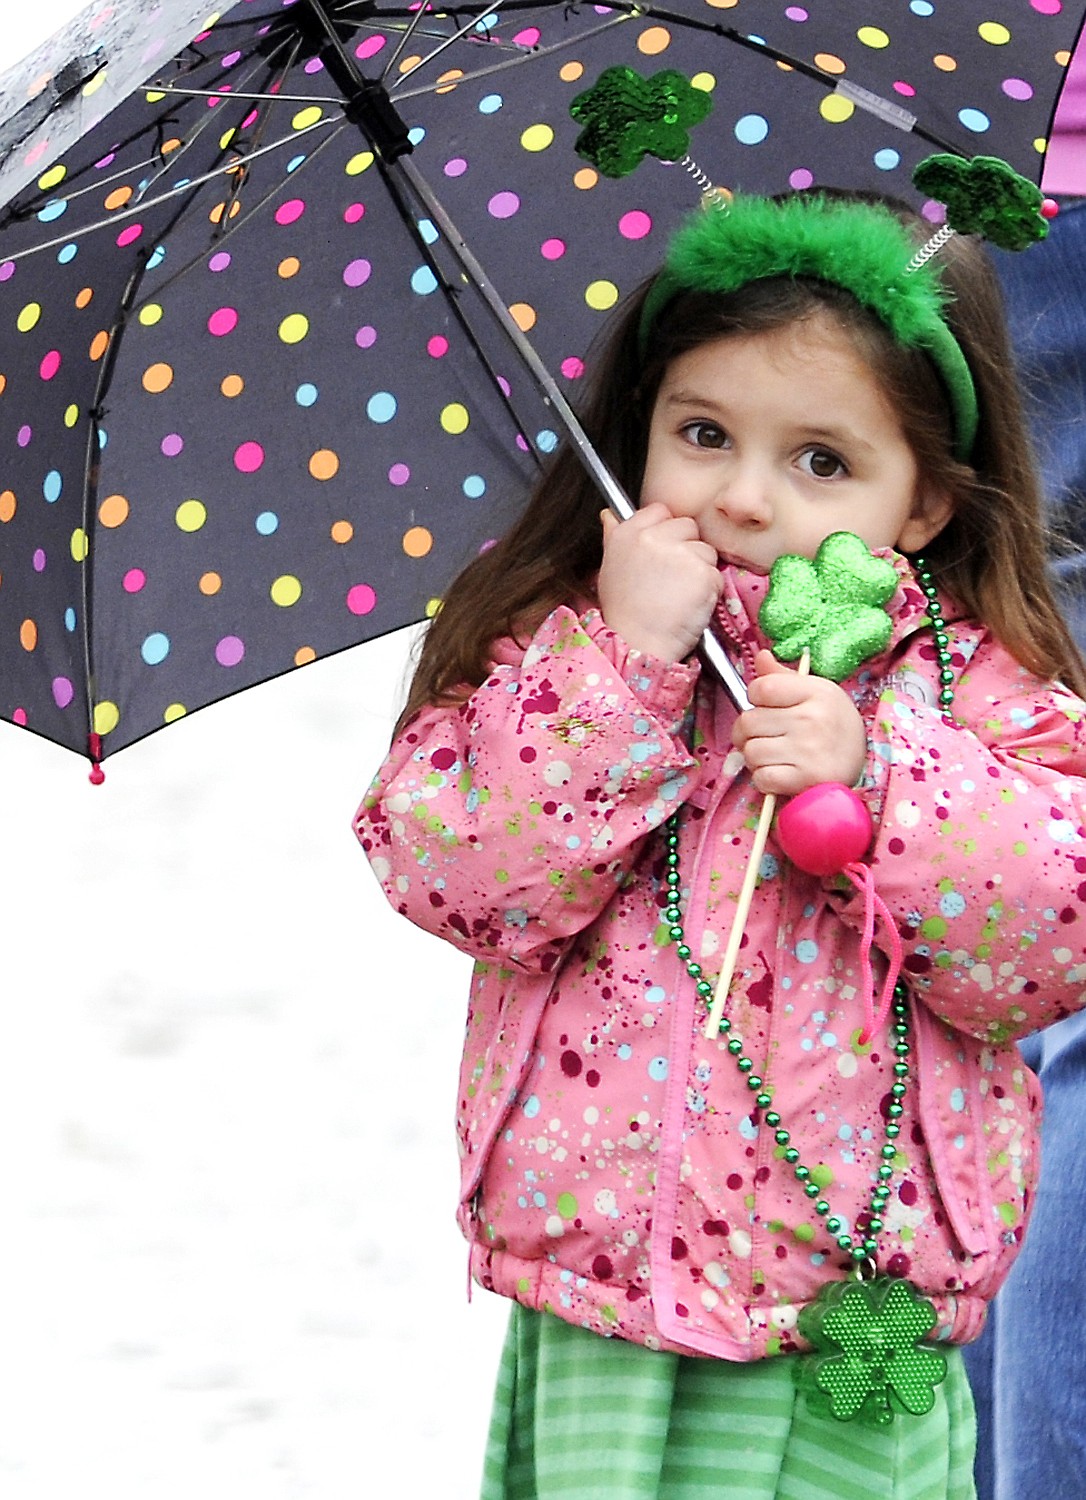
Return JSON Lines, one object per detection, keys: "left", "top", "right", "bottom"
{"left": 569, "top": 66, "right": 712, "bottom": 180}
{"left": 795, "top": 1275, "right": 949, "bottom": 1426}
{"left": 758, "top": 531, "right": 899, "bottom": 681}
{"left": 912, "top": 153, "right": 1048, "bottom": 252}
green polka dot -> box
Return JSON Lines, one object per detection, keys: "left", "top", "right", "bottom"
{"left": 555, "top": 1192, "right": 578, "bottom": 1219}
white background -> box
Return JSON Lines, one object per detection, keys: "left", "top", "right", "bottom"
{"left": 1, "top": 6, "right": 507, "bottom": 1494}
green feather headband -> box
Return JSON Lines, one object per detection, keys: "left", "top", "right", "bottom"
{"left": 638, "top": 195, "right": 978, "bottom": 462}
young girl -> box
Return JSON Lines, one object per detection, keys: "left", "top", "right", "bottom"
{"left": 355, "top": 189, "right": 1086, "bottom": 1499}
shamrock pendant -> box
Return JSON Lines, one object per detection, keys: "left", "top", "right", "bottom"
{"left": 795, "top": 1275, "right": 948, "bottom": 1426}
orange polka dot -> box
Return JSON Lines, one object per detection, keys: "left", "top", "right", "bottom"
{"left": 574, "top": 167, "right": 598, "bottom": 190}
{"left": 75, "top": 286, "right": 93, "bottom": 309}
{"left": 294, "top": 646, "right": 317, "bottom": 666}
{"left": 933, "top": 54, "right": 957, "bottom": 71}
{"left": 278, "top": 256, "right": 300, "bottom": 278}
{"left": 20, "top": 619, "right": 37, "bottom": 651}
{"left": 814, "top": 52, "right": 847, "bottom": 74}
{"left": 104, "top": 186, "right": 133, "bottom": 211}
{"left": 402, "top": 526, "right": 433, "bottom": 558}
{"left": 199, "top": 572, "right": 222, "bottom": 595}
{"left": 98, "top": 494, "right": 129, "bottom": 528}
{"left": 162, "top": 137, "right": 182, "bottom": 154}
{"left": 0, "top": 490, "right": 15, "bottom": 522}
{"left": 331, "top": 520, "right": 353, "bottom": 544}
{"left": 89, "top": 330, "right": 110, "bottom": 361}
{"left": 220, "top": 373, "right": 244, "bottom": 397}
{"left": 142, "top": 362, "right": 173, "bottom": 393}
{"left": 309, "top": 449, "right": 340, "bottom": 481}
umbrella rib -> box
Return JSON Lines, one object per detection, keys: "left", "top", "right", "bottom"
{"left": 380, "top": 0, "right": 437, "bottom": 83}
{"left": 391, "top": 0, "right": 505, "bottom": 89}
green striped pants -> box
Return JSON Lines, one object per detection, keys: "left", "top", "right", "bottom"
{"left": 481, "top": 1305, "right": 976, "bottom": 1500}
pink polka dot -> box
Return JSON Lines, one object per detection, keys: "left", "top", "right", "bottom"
{"left": 242, "top": 109, "right": 259, "bottom": 130}
{"left": 347, "top": 583, "right": 376, "bottom": 616}
{"left": 40, "top": 350, "right": 61, "bottom": 380}
{"left": 161, "top": 433, "right": 183, "bottom": 457}
{"left": 541, "top": 238, "right": 566, "bottom": 259}
{"left": 52, "top": 677, "right": 74, "bottom": 709}
{"left": 216, "top": 636, "right": 245, "bottom": 667}
{"left": 893, "top": 81, "right": 916, "bottom": 97}
{"left": 488, "top": 191, "right": 520, "bottom": 219}
{"left": 513, "top": 26, "right": 540, "bottom": 44}
{"left": 789, "top": 168, "right": 814, "bottom": 189}
{"left": 356, "top": 34, "right": 386, "bottom": 59}
{"left": 116, "top": 224, "right": 143, "bottom": 247}
{"left": 343, "top": 258, "right": 371, "bottom": 287}
{"left": 1030, "top": 0, "right": 1062, "bottom": 13}
{"left": 618, "top": 210, "right": 652, "bottom": 239}
{"left": 344, "top": 203, "right": 365, "bottom": 223}
{"left": 234, "top": 440, "right": 265, "bottom": 473}
{"left": 427, "top": 335, "right": 449, "bottom": 358}
{"left": 389, "top": 463, "right": 410, "bottom": 485}
{"left": 275, "top": 198, "right": 305, "bottom": 225}
{"left": 208, "top": 251, "right": 231, "bottom": 271}
{"left": 208, "top": 306, "right": 238, "bottom": 336}
{"left": 123, "top": 569, "right": 146, "bottom": 593}
{"left": 444, "top": 157, "right": 467, "bottom": 178}
{"left": 356, "top": 325, "right": 377, "bottom": 348}
{"left": 561, "top": 357, "right": 585, "bottom": 379}
{"left": 13, "top": 708, "right": 27, "bottom": 726}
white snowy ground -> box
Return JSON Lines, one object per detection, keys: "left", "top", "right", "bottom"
{"left": 0, "top": 629, "right": 508, "bottom": 1499}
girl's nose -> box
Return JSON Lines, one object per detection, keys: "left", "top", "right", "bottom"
{"left": 716, "top": 464, "right": 773, "bottom": 527}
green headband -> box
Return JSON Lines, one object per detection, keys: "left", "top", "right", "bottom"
{"left": 638, "top": 195, "right": 979, "bottom": 462}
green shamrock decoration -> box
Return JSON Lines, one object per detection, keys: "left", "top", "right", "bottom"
{"left": 570, "top": 66, "right": 712, "bottom": 180}
{"left": 758, "top": 532, "right": 899, "bottom": 681}
{"left": 795, "top": 1275, "right": 949, "bottom": 1426}
{"left": 912, "top": 153, "right": 1048, "bottom": 252}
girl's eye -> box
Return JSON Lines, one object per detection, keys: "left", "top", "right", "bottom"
{"left": 801, "top": 448, "right": 847, "bottom": 479}
{"left": 681, "top": 421, "right": 728, "bottom": 450}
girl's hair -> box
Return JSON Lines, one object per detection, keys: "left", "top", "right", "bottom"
{"left": 398, "top": 188, "right": 1086, "bottom": 727}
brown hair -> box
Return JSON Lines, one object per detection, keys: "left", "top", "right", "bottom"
{"left": 398, "top": 190, "right": 1086, "bottom": 729}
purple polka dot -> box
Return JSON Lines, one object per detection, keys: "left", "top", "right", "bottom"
{"left": 488, "top": 191, "right": 520, "bottom": 219}
{"left": 343, "top": 258, "right": 371, "bottom": 287}
{"left": 222, "top": 49, "right": 243, "bottom": 67}
{"left": 216, "top": 636, "right": 245, "bottom": 667}
{"left": 161, "top": 433, "right": 184, "bottom": 457}
{"left": 785, "top": 4, "right": 808, "bottom": 15}
{"left": 1002, "top": 78, "right": 1034, "bottom": 101}
{"left": 52, "top": 677, "right": 74, "bottom": 709}
{"left": 344, "top": 203, "right": 365, "bottom": 223}
{"left": 234, "top": 440, "right": 265, "bottom": 473}
{"left": 0, "top": 261, "right": 14, "bottom": 282}
{"left": 123, "top": 569, "right": 146, "bottom": 593}
{"left": 541, "top": 238, "right": 566, "bottom": 259}
{"left": 346, "top": 583, "right": 376, "bottom": 616}
{"left": 17, "top": 425, "right": 31, "bottom": 448}
{"left": 95, "top": 152, "right": 116, "bottom": 170}
{"left": 444, "top": 157, "right": 467, "bottom": 178}
{"left": 618, "top": 210, "right": 651, "bottom": 240}
{"left": 208, "top": 306, "right": 238, "bottom": 336}
{"left": 789, "top": 168, "right": 814, "bottom": 189}
{"left": 355, "top": 325, "right": 377, "bottom": 348}
{"left": 33, "top": 548, "right": 46, "bottom": 572}
{"left": 389, "top": 463, "right": 410, "bottom": 485}
{"left": 208, "top": 251, "right": 231, "bottom": 272}
{"left": 275, "top": 198, "right": 306, "bottom": 225}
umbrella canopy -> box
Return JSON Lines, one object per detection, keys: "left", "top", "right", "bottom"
{"left": 2, "top": 0, "right": 1083, "bottom": 769}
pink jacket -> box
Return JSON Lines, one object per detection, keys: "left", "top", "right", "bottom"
{"left": 355, "top": 555, "right": 1086, "bottom": 1361}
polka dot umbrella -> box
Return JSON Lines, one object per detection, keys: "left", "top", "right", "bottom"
{"left": 1, "top": 0, "right": 1082, "bottom": 772}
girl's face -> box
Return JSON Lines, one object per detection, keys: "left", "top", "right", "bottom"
{"left": 639, "top": 312, "right": 951, "bottom": 575}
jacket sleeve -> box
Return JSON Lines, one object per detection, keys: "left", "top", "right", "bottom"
{"left": 838, "top": 630, "right": 1086, "bottom": 1042}
{"left": 354, "top": 605, "right": 702, "bottom": 973}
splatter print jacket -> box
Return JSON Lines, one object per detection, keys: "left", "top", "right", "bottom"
{"left": 356, "top": 554, "right": 1086, "bottom": 1361}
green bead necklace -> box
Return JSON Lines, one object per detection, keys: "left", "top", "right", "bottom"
{"left": 663, "top": 558, "right": 956, "bottom": 1425}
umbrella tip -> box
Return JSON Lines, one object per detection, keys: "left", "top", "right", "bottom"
{"left": 87, "top": 731, "right": 105, "bottom": 785}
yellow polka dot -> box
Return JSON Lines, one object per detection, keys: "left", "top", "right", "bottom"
{"left": 1056, "top": 50, "right": 1072, "bottom": 67}
{"left": 331, "top": 520, "right": 353, "bottom": 544}
{"left": 138, "top": 303, "right": 162, "bottom": 325}
{"left": 142, "top": 362, "right": 173, "bottom": 393}
{"left": 440, "top": 403, "right": 470, "bottom": 435}
{"left": 814, "top": 53, "right": 847, "bottom": 75}
{"left": 574, "top": 167, "right": 598, "bottom": 190}
{"left": 509, "top": 302, "right": 537, "bottom": 332}
{"left": 163, "top": 703, "right": 188, "bottom": 723}
{"left": 64, "top": 404, "right": 79, "bottom": 428}
{"left": 16, "top": 303, "right": 41, "bottom": 333}
{"left": 104, "top": 186, "right": 133, "bottom": 211}
{"left": 292, "top": 105, "right": 324, "bottom": 130}
{"left": 521, "top": 124, "right": 554, "bottom": 152}
{"left": 0, "top": 491, "right": 15, "bottom": 523}
{"left": 221, "top": 374, "right": 244, "bottom": 397}
{"left": 857, "top": 26, "right": 890, "bottom": 48}
{"left": 691, "top": 72, "right": 716, "bottom": 92}
{"left": 309, "top": 449, "right": 340, "bottom": 481}
{"left": 978, "top": 22, "right": 1011, "bottom": 45}
{"left": 278, "top": 256, "right": 300, "bottom": 278}
{"left": 402, "top": 526, "right": 433, "bottom": 558}
{"left": 75, "top": 286, "right": 93, "bottom": 310}
{"left": 219, "top": 128, "right": 237, "bottom": 151}
{"left": 279, "top": 313, "right": 309, "bottom": 344}
{"left": 89, "top": 330, "right": 110, "bottom": 361}
{"left": 176, "top": 499, "right": 207, "bottom": 533}
{"left": 93, "top": 701, "right": 119, "bottom": 736}
{"left": 99, "top": 494, "right": 129, "bottom": 528}
{"left": 559, "top": 61, "right": 584, "bottom": 82}
{"left": 71, "top": 528, "right": 89, "bottom": 562}
{"left": 436, "top": 69, "right": 463, "bottom": 94}
{"left": 637, "top": 25, "right": 671, "bottom": 54}
{"left": 38, "top": 165, "right": 66, "bottom": 190}
{"left": 819, "top": 95, "right": 855, "bottom": 123}
{"left": 270, "top": 575, "right": 302, "bottom": 607}
{"left": 933, "top": 54, "right": 957, "bottom": 72}
{"left": 20, "top": 618, "right": 37, "bottom": 651}
{"left": 346, "top": 151, "right": 374, "bottom": 176}
{"left": 144, "top": 89, "right": 166, "bottom": 103}
{"left": 425, "top": 597, "right": 443, "bottom": 618}
{"left": 585, "top": 279, "right": 619, "bottom": 311}
{"left": 1033, "top": 135, "right": 1047, "bottom": 156}
{"left": 199, "top": 572, "right": 222, "bottom": 595}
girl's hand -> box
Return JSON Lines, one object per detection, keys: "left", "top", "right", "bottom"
{"left": 733, "top": 650, "right": 867, "bottom": 795}
{"left": 597, "top": 504, "right": 722, "bottom": 663}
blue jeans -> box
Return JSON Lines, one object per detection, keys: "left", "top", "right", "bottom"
{"left": 963, "top": 200, "right": 1086, "bottom": 1499}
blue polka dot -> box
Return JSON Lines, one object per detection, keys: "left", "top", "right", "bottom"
{"left": 958, "top": 108, "right": 991, "bottom": 134}
{"left": 645, "top": 985, "right": 666, "bottom": 1005}
{"left": 735, "top": 114, "right": 769, "bottom": 145}
{"left": 874, "top": 148, "right": 901, "bottom": 171}
{"left": 522, "top": 1094, "right": 540, "bottom": 1118}
{"left": 38, "top": 200, "right": 67, "bottom": 222}
{"left": 536, "top": 429, "right": 558, "bottom": 453}
{"left": 256, "top": 511, "right": 279, "bottom": 536}
{"left": 910, "top": 0, "right": 934, "bottom": 13}
{"left": 287, "top": 153, "right": 306, "bottom": 172}
{"left": 295, "top": 382, "right": 318, "bottom": 407}
{"left": 367, "top": 391, "right": 398, "bottom": 423}
{"left": 417, "top": 217, "right": 439, "bottom": 245}
{"left": 950, "top": 1087, "right": 966, "bottom": 1113}
{"left": 795, "top": 939, "right": 819, "bottom": 964}
{"left": 940, "top": 891, "right": 966, "bottom": 918}
{"left": 479, "top": 94, "right": 503, "bottom": 114}
{"left": 57, "top": 243, "right": 78, "bottom": 264}
{"left": 532, "top": 1190, "right": 546, "bottom": 1208}
{"left": 462, "top": 474, "right": 486, "bottom": 498}
{"left": 408, "top": 126, "right": 426, "bottom": 146}
{"left": 64, "top": 608, "right": 77, "bottom": 632}
{"left": 617, "top": 1044, "right": 632, "bottom": 1060}
{"left": 146, "top": 245, "right": 166, "bottom": 270}
{"left": 411, "top": 265, "right": 438, "bottom": 295}
{"left": 141, "top": 632, "right": 170, "bottom": 665}
{"left": 43, "top": 471, "right": 62, "bottom": 503}
{"left": 648, "top": 1056, "right": 669, "bottom": 1081}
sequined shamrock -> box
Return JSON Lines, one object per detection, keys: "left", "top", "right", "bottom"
{"left": 570, "top": 66, "right": 712, "bottom": 179}
{"left": 795, "top": 1275, "right": 949, "bottom": 1426}
{"left": 758, "top": 531, "right": 899, "bottom": 681}
{"left": 912, "top": 153, "right": 1048, "bottom": 252}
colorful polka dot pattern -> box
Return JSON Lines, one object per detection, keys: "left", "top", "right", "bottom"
{"left": 0, "top": 0, "right": 1079, "bottom": 760}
